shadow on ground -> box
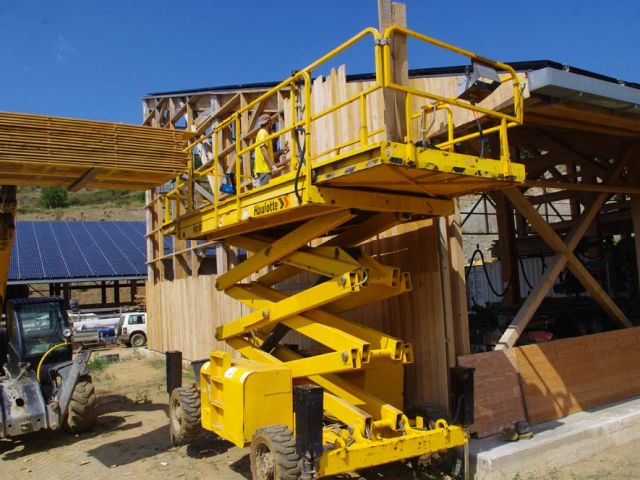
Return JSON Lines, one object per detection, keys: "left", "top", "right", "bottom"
{"left": 87, "top": 423, "right": 171, "bottom": 467}
{"left": 0, "top": 393, "right": 168, "bottom": 463}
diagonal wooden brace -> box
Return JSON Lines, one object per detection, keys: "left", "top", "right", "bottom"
{"left": 496, "top": 154, "right": 633, "bottom": 349}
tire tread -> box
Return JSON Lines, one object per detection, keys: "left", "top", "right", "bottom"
{"left": 63, "top": 375, "right": 98, "bottom": 434}
{"left": 250, "top": 424, "right": 301, "bottom": 480}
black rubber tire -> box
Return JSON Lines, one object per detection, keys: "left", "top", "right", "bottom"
{"left": 169, "top": 385, "right": 201, "bottom": 446}
{"left": 63, "top": 375, "right": 98, "bottom": 434}
{"left": 130, "top": 333, "right": 147, "bottom": 348}
{"left": 250, "top": 425, "right": 301, "bottom": 480}
{"left": 405, "top": 402, "right": 455, "bottom": 469}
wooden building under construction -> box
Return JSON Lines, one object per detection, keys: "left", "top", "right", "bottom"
{"left": 142, "top": 36, "right": 640, "bottom": 437}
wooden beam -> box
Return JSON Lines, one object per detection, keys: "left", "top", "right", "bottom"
{"left": 493, "top": 191, "right": 520, "bottom": 305}
{"left": 524, "top": 180, "right": 640, "bottom": 195}
{"left": 193, "top": 180, "right": 214, "bottom": 202}
{"left": 193, "top": 93, "right": 241, "bottom": 136}
{"left": 564, "top": 253, "right": 632, "bottom": 326}
{"left": 391, "top": 2, "right": 408, "bottom": 141}
{"left": 496, "top": 188, "right": 609, "bottom": 349}
{"left": 378, "top": 0, "right": 407, "bottom": 142}
{"left": 630, "top": 158, "right": 640, "bottom": 296}
{"left": 68, "top": 167, "right": 101, "bottom": 192}
{"left": 527, "top": 102, "right": 640, "bottom": 137}
{"left": 438, "top": 217, "right": 456, "bottom": 369}
{"left": 527, "top": 188, "right": 578, "bottom": 205}
{"left": 512, "top": 128, "right": 610, "bottom": 179}
{"left": 377, "top": 0, "right": 392, "bottom": 39}
{"left": 525, "top": 112, "right": 639, "bottom": 138}
{"left": 145, "top": 190, "right": 157, "bottom": 283}
{"left": 447, "top": 200, "right": 470, "bottom": 356}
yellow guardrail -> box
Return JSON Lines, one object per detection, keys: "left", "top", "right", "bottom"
{"left": 381, "top": 25, "right": 523, "bottom": 178}
{"left": 160, "top": 25, "right": 523, "bottom": 227}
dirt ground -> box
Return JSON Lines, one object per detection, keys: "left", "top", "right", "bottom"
{"left": 0, "top": 348, "right": 419, "bottom": 480}
{"left": 1, "top": 349, "right": 638, "bottom": 480}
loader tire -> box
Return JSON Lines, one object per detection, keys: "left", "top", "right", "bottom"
{"left": 63, "top": 375, "right": 98, "bottom": 434}
{"left": 169, "top": 385, "right": 201, "bottom": 446}
{"left": 250, "top": 425, "right": 301, "bottom": 480}
{"left": 405, "top": 402, "right": 455, "bottom": 469}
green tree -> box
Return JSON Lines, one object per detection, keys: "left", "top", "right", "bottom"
{"left": 39, "top": 187, "right": 68, "bottom": 208}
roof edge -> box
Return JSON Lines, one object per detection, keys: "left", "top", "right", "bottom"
{"left": 144, "top": 60, "right": 639, "bottom": 99}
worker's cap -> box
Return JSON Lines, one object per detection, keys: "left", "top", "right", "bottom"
{"left": 257, "top": 114, "right": 271, "bottom": 126}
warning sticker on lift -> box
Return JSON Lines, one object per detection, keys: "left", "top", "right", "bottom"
{"left": 252, "top": 195, "right": 290, "bottom": 217}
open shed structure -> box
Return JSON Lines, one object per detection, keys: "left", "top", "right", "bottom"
{"left": 142, "top": 37, "right": 640, "bottom": 436}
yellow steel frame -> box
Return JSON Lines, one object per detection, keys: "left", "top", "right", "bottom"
{"left": 163, "top": 26, "right": 528, "bottom": 477}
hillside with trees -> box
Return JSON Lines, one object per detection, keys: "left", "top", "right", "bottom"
{"left": 16, "top": 186, "right": 145, "bottom": 221}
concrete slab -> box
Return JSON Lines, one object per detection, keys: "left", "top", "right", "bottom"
{"left": 471, "top": 395, "right": 640, "bottom": 479}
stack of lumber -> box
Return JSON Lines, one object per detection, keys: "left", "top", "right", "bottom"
{"left": 458, "top": 326, "right": 640, "bottom": 437}
{"left": 516, "top": 326, "right": 640, "bottom": 424}
{"left": 0, "top": 111, "right": 191, "bottom": 190}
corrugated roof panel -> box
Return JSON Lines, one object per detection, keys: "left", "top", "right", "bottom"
{"left": 8, "top": 221, "right": 147, "bottom": 283}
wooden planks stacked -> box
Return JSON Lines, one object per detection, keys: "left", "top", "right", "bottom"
{"left": 457, "top": 326, "right": 640, "bottom": 436}
{"left": 458, "top": 349, "right": 527, "bottom": 437}
{"left": 0, "top": 111, "right": 191, "bottom": 190}
{"left": 516, "top": 326, "right": 640, "bottom": 424}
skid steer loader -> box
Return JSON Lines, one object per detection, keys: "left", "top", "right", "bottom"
{"left": 0, "top": 296, "right": 97, "bottom": 438}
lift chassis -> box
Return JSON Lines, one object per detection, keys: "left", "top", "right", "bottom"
{"left": 170, "top": 209, "right": 470, "bottom": 477}
{"left": 164, "top": 25, "right": 524, "bottom": 479}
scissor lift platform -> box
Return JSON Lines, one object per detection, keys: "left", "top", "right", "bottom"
{"left": 166, "top": 140, "right": 524, "bottom": 242}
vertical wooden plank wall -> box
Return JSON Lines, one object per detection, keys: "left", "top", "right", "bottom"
{"left": 147, "top": 268, "right": 248, "bottom": 360}
{"left": 354, "top": 220, "right": 452, "bottom": 407}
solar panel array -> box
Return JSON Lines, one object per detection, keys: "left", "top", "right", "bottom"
{"left": 9, "top": 221, "right": 147, "bottom": 282}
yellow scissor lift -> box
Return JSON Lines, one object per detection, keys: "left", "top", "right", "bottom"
{"left": 163, "top": 26, "right": 525, "bottom": 479}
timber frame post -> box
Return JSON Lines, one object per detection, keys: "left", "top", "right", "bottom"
{"left": 378, "top": 0, "right": 408, "bottom": 142}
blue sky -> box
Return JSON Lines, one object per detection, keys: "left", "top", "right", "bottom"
{"left": 1, "top": 0, "right": 638, "bottom": 124}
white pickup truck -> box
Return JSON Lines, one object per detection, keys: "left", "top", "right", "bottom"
{"left": 119, "top": 312, "right": 148, "bottom": 347}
